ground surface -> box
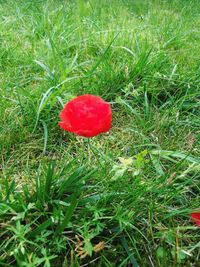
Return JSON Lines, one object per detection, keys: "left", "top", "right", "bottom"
{"left": 0, "top": 0, "right": 200, "bottom": 266}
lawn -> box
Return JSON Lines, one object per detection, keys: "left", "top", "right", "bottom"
{"left": 0, "top": 0, "right": 200, "bottom": 266}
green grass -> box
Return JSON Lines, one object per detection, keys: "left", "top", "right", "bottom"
{"left": 0, "top": 0, "right": 200, "bottom": 266}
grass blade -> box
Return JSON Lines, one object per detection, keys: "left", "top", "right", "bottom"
{"left": 56, "top": 192, "right": 79, "bottom": 234}
{"left": 28, "top": 218, "right": 53, "bottom": 238}
{"left": 40, "top": 119, "right": 48, "bottom": 155}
